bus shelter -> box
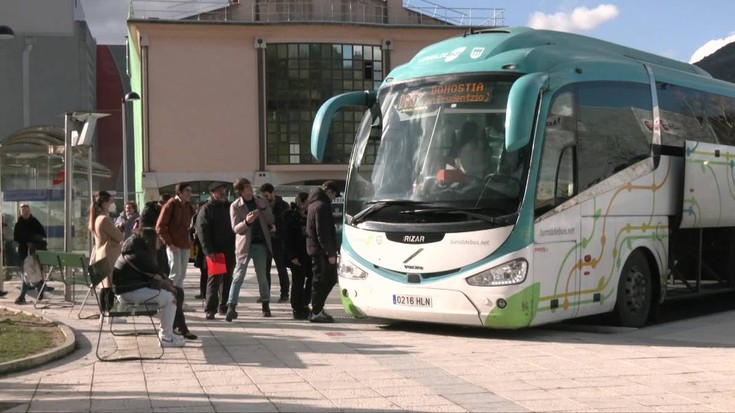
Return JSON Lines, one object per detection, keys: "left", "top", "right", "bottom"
{"left": 0, "top": 125, "right": 111, "bottom": 283}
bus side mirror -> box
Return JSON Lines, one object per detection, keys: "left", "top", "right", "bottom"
{"left": 506, "top": 73, "right": 549, "bottom": 152}
{"left": 311, "top": 90, "right": 376, "bottom": 161}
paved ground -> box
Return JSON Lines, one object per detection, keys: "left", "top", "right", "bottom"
{"left": 2, "top": 265, "right": 735, "bottom": 412}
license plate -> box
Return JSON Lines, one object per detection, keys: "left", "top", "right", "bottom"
{"left": 392, "top": 294, "right": 432, "bottom": 307}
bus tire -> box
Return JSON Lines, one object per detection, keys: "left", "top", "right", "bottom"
{"left": 613, "top": 250, "right": 651, "bottom": 328}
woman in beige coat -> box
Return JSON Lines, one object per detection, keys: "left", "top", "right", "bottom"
{"left": 89, "top": 191, "right": 123, "bottom": 294}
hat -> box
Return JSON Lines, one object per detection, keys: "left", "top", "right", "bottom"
{"left": 208, "top": 182, "right": 227, "bottom": 192}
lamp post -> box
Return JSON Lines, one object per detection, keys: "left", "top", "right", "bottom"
{"left": 0, "top": 25, "right": 15, "bottom": 40}
{"left": 121, "top": 91, "right": 140, "bottom": 203}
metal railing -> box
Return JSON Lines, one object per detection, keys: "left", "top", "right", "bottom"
{"left": 402, "top": 0, "right": 504, "bottom": 27}
{"left": 129, "top": 0, "right": 504, "bottom": 27}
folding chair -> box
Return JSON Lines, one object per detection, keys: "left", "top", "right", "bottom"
{"left": 33, "top": 251, "right": 66, "bottom": 309}
{"left": 89, "top": 263, "right": 164, "bottom": 362}
{"left": 54, "top": 252, "right": 98, "bottom": 319}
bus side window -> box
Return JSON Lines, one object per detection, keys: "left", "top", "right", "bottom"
{"left": 556, "top": 145, "right": 575, "bottom": 202}
{"left": 535, "top": 90, "right": 576, "bottom": 216}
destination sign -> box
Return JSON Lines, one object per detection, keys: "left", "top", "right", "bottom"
{"left": 397, "top": 82, "right": 492, "bottom": 113}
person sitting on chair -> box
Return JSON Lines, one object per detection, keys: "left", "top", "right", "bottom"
{"left": 112, "top": 226, "right": 186, "bottom": 347}
{"left": 437, "top": 121, "right": 488, "bottom": 185}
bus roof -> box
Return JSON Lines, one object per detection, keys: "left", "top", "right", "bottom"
{"left": 384, "top": 27, "right": 711, "bottom": 86}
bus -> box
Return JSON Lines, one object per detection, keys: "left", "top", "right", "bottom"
{"left": 310, "top": 27, "right": 735, "bottom": 328}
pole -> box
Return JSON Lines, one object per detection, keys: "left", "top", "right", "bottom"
{"left": 121, "top": 99, "right": 128, "bottom": 203}
{"left": 0, "top": 143, "right": 4, "bottom": 293}
{"left": 63, "top": 113, "right": 73, "bottom": 301}
{"left": 88, "top": 144, "right": 94, "bottom": 253}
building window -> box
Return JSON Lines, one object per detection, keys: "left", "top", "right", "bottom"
{"left": 266, "top": 43, "right": 384, "bottom": 164}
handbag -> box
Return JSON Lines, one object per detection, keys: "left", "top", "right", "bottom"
{"left": 90, "top": 258, "right": 112, "bottom": 278}
{"left": 90, "top": 242, "right": 112, "bottom": 276}
{"left": 23, "top": 255, "right": 44, "bottom": 285}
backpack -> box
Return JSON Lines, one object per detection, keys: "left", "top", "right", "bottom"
{"left": 140, "top": 201, "right": 161, "bottom": 228}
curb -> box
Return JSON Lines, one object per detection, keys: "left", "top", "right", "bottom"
{"left": 0, "top": 306, "right": 76, "bottom": 375}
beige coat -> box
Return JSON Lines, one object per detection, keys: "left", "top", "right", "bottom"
{"left": 230, "top": 196, "right": 274, "bottom": 263}
{"left": 90, "top": 214, "right": 124, "bottom": 276}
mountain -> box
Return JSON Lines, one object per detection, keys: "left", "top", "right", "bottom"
{"left": 694, "top": 41, "right": 735, "bottom": 83}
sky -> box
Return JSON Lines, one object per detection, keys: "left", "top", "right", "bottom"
{"left": 80, "top": 0, "right": 735, "bottom": 64}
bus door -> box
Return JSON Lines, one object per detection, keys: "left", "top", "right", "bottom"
{"left": 532, "top": 90, "right": 582, "bottom": 324}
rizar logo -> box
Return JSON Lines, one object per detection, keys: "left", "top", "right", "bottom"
{"left": 470, "top": 47, "right": 484, "bottom": 59}
{"left": 402, "top": 235, "right": 425, "bottom": 243}
{"left": 445, "top": 47, "right": 467, "bottom": 62}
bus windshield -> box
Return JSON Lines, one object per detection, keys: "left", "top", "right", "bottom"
{"left": 345, "top": 75, "right": 530, "bottom": 226}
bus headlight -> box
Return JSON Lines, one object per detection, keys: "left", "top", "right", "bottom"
{"left": 466, "top": 259, "right": 528, "bottom": 286}
{"left": 339, "top": 259, "right": 368, "bottom": 280}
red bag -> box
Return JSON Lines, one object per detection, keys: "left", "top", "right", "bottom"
{"left": 206, "top": 253, "right": 227, "bottom": 276}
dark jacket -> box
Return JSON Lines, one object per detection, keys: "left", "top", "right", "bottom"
{"left": 270, "top": 195, "right": 290, "bottom": 240}
{"left": 112, "top": 231, "right": 162, "bottom": 294}
{"left": 14, "top": 215, "right": 46, "bottom": 261}
{"left": 282, "top": 207, "right": 308, "bottom": 266}
{"left": 306, "top": 188, "right": 338, "bottom": 257}
{"left": 196, "top": 197, "right": 235, "bottom": 256}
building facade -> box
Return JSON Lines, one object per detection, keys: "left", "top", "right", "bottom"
{"left": 127, "top": 0, "right": 503, "bottom": 201}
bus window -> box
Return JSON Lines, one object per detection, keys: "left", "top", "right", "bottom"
{"left": 576, "top": 82, "right": 652, "bottom": 191}
{"left": 657, "top": 82, "right": 717, "bottom": 146}
{"left": 536, "top": 90, "right": 576, "bottom": 216}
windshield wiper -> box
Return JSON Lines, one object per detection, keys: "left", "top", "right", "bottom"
{"left": 401, "top": 207, "right": 518, "bottom": 225}
{"left": 350, "top": 199, "right": 425, "bottom": 224}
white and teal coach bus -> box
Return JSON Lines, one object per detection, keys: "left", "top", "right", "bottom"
{"left": 310, "top": 27, "right": 735, "bottom": 328}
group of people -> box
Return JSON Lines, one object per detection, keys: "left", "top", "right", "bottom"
{"left": 194, "top": 178, "right": 340, "bottom": 324}
{"left": 2, "top": 178, "right": 341, "bottom": 347}
{"left": 88, "top": 178, "right": 340, "bottom": 347}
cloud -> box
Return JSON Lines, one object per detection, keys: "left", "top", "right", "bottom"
{"left": 80, "top": 0, "right": 129, "bottom": 45}
{"left": 689, "top": 33, "right": 735, "bottom": 63}
{"left": 528, "top": 4, "right": 619, "bottom": 33}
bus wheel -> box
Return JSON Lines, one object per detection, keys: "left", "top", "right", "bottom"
{"left": 613, "top": 250, "right": 651, "bottom": 328}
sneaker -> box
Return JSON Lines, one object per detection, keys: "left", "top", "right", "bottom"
{"left": 256, "top": 297, "right": 263, "bottom": 303}
{"left": 309, "top": 311, "right": 334, "bottom": 323}
{"left": 278, "top": 295, "right": 289, "bottom": 303}
{"left": 322, "top": 310, "right": 335, "bottom": 322}
{"left": 14, "top": 297, "right": 26, "bottom": 305}
{"left": 159, "top": 335, "right": 185, "bottom": 348}
{"left": 205, "top": 312, "right": 216, "bottom": 320}
{"left": 44, "top": 286, "right": 55, "bottom": 292}
{"left": 0, "top": 290, "right": 8, "bottom": 297}
{"left": 194, "top": 294, "right": 204, "bottom": 300}
{"left": 217, "top": 308, "right": 227, "bottom": 316}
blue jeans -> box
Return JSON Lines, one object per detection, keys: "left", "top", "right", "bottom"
{"left": 228, "top": 243, "right": 269, "bottom": 306}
